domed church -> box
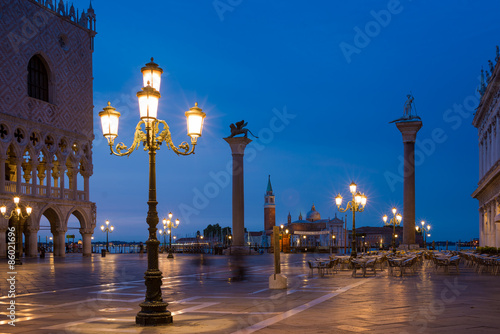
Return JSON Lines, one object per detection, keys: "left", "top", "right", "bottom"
{"left": 284, "top": 205, "right": 347, "bottom": 250}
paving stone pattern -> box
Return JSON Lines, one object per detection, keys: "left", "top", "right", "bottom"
{"left": 1, "top": 253, "right": 499, "bottom": 333}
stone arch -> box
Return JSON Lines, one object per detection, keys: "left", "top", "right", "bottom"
{"left": 65, "top": 206, "right": 90, "bottom": 230}
{"left": 39, "top": 204, "right": 66, "bottom": 257}
{"left": 6, "top": 142, "right": 21, "bottom": 161}
{"left": 39, "top": 204, "right": 64, "bottom": 231}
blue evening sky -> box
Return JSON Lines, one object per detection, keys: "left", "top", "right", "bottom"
{"left": 59, "top": 0, "right": 500, "bottom": 243}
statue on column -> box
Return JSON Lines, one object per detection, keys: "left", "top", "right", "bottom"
{"left": 390, "top": 94, "right": 421, "bottom": 123}
{"left": 228, "top": 120, "right": 258, "bottom": 138}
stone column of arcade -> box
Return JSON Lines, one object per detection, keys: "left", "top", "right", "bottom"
{"left": 224, "top": 137, "right": 252, "bottom": 252}
{"left": 25, "top": 226, "right": 39, "bottom": 257}
{"left": 52, "top": 227, "right": 67, "bottom": 257}
{"left": 80, "top": 229, "right": 93, "bottom": 256}
{"left": 395, "top": 120, "right": 422, "bottom": 246}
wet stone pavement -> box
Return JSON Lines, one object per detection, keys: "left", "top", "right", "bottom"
{"left": 0, "top": 253, "right": 499, "bottom": 333}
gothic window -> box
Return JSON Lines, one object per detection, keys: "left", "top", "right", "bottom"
{"left": 28, "top": 55, "right": 49, "bottom": 102}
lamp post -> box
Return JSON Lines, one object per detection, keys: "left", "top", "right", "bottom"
{"left": 383, "top": 207, "right": 402, "bottom": 253}
{"left": 415, "top": 221, "right": 431, "bottom": 249}
{"left": 158, "top": 229, "right": 167, "bottom": 252}
{"left": 100, "top": 220, "right": 114, "bottom": 252}
{"left": 98, "top": 58, "right": 205, "bottom": 327}
{"left": 335, "top": 182, "right": 367, "bottom": 258}
{"left": 45, "top": 235, "right": 53, "bottom": 250}
{"left": 1, "top": 196, "right": 32, "bottom": 265}
{"left": 163, "top": 213, "right": 180, "bottom": 259}
{"left": 331, "top": 235, "right": 336, "bottom": 253}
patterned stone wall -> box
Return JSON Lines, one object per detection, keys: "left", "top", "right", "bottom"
{"left": 0, "top": 0, "right": 95, "bottom": 139}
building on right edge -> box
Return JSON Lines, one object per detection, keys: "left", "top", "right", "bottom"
{"left": 472, "top": 49, "right": 500, "bottom": 247}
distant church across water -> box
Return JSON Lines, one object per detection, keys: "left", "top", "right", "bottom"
{"left": 251, "top": 176, "right": 348, "bottom": 251}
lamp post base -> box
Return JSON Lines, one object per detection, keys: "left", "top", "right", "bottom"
{"left": 167, "top": 253, "right": 174, "bottom": 259}
{"left": 136, "top": 302, "right": 172, "bottom": 326}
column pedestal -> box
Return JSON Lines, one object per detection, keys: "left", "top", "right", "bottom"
{"left": 224, "top": 137, "right": 252, "bottom": 248}
{"left": 395, "top": 120, "right": 422, "bottom": 246}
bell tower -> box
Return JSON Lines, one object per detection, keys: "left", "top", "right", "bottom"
{"left": 264, "top": 175, "right": 275, "bottom": 231}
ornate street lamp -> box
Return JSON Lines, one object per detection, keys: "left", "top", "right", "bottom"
{"left": 1, "top": 196, "right": 32, "bottom": 265}
{"left": 416, "top": 221, "right": 431, "bottom": 249}
{"left": 383, "top": 207, "right": 402, "bottom": 253}
{"left": 158, "top": 229, "right": 167, "bottom": 252}
{"left": 163, "top": 213, "right": 180, "bottom": 258}
{"left": 100, "top": 220, "right": 114, "bottom": 252}
{"left": 335, "top": 182, "right": 367, "bottom": 258}
{"left": 98, "top": 58, "right": 205, "bottom": 326}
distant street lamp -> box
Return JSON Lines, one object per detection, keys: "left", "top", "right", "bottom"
{"left": 331, "top": 235, "right": 336, "bottom": 253}
{"left": 163, "top": 213, "right": 180, "bottom": 259}
{"left": 416, "top": 221, "right": 431, "bottom": 249}
{"left": 383, "top": 208, "right": 402, "bottom": 253}
{"left": 100, "top": 220, "right": 114, "bottom": 252}
{"left": 98, "top": 58, "right": 205, "bottom": 326}
{"left": 335, "top": 182, "right": 367, "bottom": 258}
{"left": 158, "top": 229, "right": 167, "bottom": 252}
{"left": 45, "top": 235, "right": 53, "bottom": 250}
{"left": 1, "top": 196, "right": 32, "bottom": 265}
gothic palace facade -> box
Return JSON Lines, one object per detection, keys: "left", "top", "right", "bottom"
{"left": 0, "top": 0, "right": 97, "bottom": 258}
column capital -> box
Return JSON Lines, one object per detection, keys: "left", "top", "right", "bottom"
{"left": 52, "top": 227, "right": 67, "bottom": 234}
{"left": 79, "top": 228, "right": 93, "bottom": 235}
{"left": 395, "top": 120, "right": 423, "bottom": 143}
{"left": 25, "top": 226, "right": 39, "bottom": 233}
{"left": 224, "top": 137, "right": 252, "bottom": 155}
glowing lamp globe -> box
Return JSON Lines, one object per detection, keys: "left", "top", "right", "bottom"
{"left": 185, "top": 103, "right": 206, "bottom": 141}
{"left": 335, "top": 194, "right": 342, "bottom": 206}
{"left": 137, "top": 85, "right": 160, "bottom": 123}
{"left": 99, "top": 102, "right": 121, "bottom": 142}
{"left": 141, "top": 58, "right": 163, "bottom": 92}
{"left": 349, "top": 182, "right": 357, "bottom": 194}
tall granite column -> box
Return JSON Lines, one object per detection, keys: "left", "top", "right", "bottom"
{"left": 224, "top": 137, "right": 252, "bottom": 249}
{"left": 396, "top": 120, "right": 422, "bottom": 246}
